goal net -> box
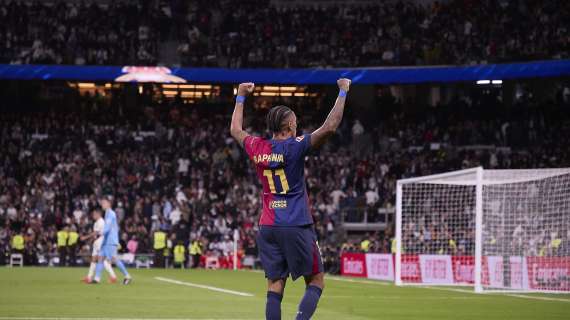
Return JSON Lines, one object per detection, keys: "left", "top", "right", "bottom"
{"left": 395, "top": 167, "right": 570, "bottom": 293}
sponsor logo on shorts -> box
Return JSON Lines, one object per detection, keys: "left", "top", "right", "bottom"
{"left": 269, "top": 200, "right": 287, "bottom": 209}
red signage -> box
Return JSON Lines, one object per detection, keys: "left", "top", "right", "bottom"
{"left": 340, "top": 253, "right": 367, "bottom": 277}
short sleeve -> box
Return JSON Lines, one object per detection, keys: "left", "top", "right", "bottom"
{"left": 294, "top": 134, "right": 311, "bottom": 156}
{"left": 243, "top": 135, "right": 260, "bottom": 157}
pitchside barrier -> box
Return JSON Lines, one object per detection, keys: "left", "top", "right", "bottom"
{"left": 340, "top": 253, "right": 570, "bottom": 292}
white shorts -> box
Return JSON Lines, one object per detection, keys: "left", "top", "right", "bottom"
{"left": 92, "top": 238, "right": 103, "bottom": 257}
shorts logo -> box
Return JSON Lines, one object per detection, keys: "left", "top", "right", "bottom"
{"left": 269, "top": 200, "right": 287, "bottom": 209}
{"left": 295, "top": 136, "right": 305, "bottom": 142}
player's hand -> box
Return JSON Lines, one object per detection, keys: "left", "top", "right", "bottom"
{"left": 237, "top": 82, "right": 255, "bottom": 96}
{"left": 337, "top": 78, "right": 351, "bottom": 92}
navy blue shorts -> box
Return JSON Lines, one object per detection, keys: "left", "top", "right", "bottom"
{"left": 257, "top": 225, "right": 324, "bottom": 281}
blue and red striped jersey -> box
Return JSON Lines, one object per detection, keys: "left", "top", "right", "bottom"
{"left": 244, "top": 134, "right": 313, "bottom": 226}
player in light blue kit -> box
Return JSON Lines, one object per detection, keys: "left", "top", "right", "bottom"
{"left": 91, "top": 196, "right": 132, "bottom": 285}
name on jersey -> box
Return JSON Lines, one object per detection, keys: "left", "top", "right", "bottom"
{"left": 269, "top": 200, "right": 287, "bottom": 209}
{"left": 254, "top": 153, "right": 284, "bottom": 164}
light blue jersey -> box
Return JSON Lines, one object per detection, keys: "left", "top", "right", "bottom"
{"left": 94, "top": 207, "right": 130, "bottom": 282}
{"left": 102, "top": 209, "right": 119, "bottom": 246}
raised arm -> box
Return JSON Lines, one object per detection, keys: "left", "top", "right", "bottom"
{"left": 311, "top": 78, "right": 351, "bottom": 148}
{"left": 230, "top": 82, "right": 255, "bottom": 147}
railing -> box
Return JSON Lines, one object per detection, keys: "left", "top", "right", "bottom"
{"left": 341, "top": 207, "right": 394, "bottom": 231}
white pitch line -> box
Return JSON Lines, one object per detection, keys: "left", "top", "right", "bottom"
{"left": 416, "top": 286, "right": 474, "bottom": 294}
{"left": 0, "top": 318, "right": 256, "bottom": 320}
{"left": 328, "top": 275, "right": 570, "bottom": 303}
{"left": 325, "top": 295, "right": 481, "bottom": 300}
{"left": 235, "top": 268, "right": 570, "bottom": 303}
{"left": 327, "top": 276, "right": 390, "bottom": 286}
{"left": 504, "top": 294, "right": 570, "bottom": 303}
{"left": 417, "top": 286, "right": 570, "bottom": 303}
{"left": 154, "top": 277, "right": 254, "bottom": 297}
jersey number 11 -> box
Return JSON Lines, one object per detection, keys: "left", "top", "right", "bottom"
{"left": 263, "top": 169, "right": 290, "bottom": 194}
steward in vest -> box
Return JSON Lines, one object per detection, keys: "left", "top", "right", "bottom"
{"left": 189, "top": 239, "right": 203, "bottom": 268}
{"left": 11, "top": 232, "right": 25, "bottom": 254}
{"left": 360, "top": 239, "right": 371, "bottom": 252}
{"left": 57, "top": 226, "right": 69, "bottom": 266}
{"left": 67, "top": 226, "right": 79, "bottom": 266}
{"left": 153, "top": 229, "right": 167, "bottom": 268}
{"left": 173, "top": 241, "right": 186, "bottom": 269}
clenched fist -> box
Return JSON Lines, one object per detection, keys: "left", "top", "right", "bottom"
{"left": 337, "top": 78, "right": 351, "bottom": 91}
{"left": 237, "top": 82, "right": 255, "bottom": 96}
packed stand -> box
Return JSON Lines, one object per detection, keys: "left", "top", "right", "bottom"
{"left": 1, "top": 0, "right": 569, "bottom": 68}
{"left": 1, "top": 86, "right": 570, "bottom": 272}
{"left": 0, "top": 0, "right": 166, "bottom": 65}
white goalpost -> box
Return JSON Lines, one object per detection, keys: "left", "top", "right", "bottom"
{"left": 395, "top": 167, "right": 570, "bottom": 293}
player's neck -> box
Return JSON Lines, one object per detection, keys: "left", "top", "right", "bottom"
{"left": 272, "top": 132, "right": 293, "bottom": 140}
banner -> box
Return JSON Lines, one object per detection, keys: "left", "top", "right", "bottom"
{"left": 509, "top": 256, "right": 528, "bottom": 290}
{"left": 485, "top": 256, "right": 505, "bottom": 288}
{"left": 527, "top": 257, "right": 570, "bottom": 291}
{"left": 339, "top": 253, "right": 570, "bottom": 292}
{"left": 1, "top": 60, "right": 569, "bottom": 84}
{"left": 400, "top": 254, "right": 422, "bottom": 283}
{"left": 452, "top": 256, "right": 475, "bottom": 284}
{"left": 340, "top": 253, "right": 367, "bottom": 278}
{"left": 365, "top": 254, "right": 394, "bottom": 281}
{"left": 419, "top": 254, "right": 454, "bottom": 284}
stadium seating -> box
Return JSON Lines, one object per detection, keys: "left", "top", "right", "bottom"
{"left": 1, "top": 0, "right": 568, "bottom": 67}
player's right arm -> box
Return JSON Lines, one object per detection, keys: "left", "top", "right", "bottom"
{"left": 80, "top": 231, "right": 98, "bottom": 241}
{"left": 230, "top": 82, "right": 255, "bottom": 148}
{"left": 311, "top": 78, "right": 351, "bottom": 148}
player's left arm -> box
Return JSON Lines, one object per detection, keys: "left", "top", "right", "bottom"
{"left": 311, "top": 78, "right": 351, "bottom": 148}
{"left": 230, "top": 82, "right": 255, "bottom": 147}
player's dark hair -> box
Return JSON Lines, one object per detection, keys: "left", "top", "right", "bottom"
{"left": 266, "top": 105, "right": 293, "bottom": 133}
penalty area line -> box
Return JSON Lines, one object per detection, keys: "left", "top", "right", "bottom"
{"left": 154, "top": 276, "right": 254, "bottom": 297}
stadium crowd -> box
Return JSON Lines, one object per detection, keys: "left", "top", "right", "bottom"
{"left": 0, "top": 0, "right": 164, "bottom": 65}
{"left": 0, "top": 0, "right": 568, "bottom": 67}
{"left": 1, "top": 83, "right": 569, "bottom": 271}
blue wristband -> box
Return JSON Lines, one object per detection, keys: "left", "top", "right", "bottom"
{"left": 339, "top": 89, "right": 347, "bottom": 97}
{"left": 236, "top": 95, "right": 246, "bottom": 104}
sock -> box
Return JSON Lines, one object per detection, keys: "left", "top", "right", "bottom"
{"left": 87, "top": 262, "right": 96, "bottom": 279}
{"left": 104, "top": 260, "right": 116, "bottom": 278}
{"left": 295, "top": 285, "right": 323, "bottom": 320}
{"left": 266, "top": 291, "right": 283, "bottom": 320}
{"left": 94, "top": 261, "right": 104, "bottom": 282}
{"left": 115, "top": 259, "right": 130, "bottom": 278}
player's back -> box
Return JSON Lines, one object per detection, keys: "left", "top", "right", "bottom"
{"left": 244, "top": 134, "right": 312, "bottom": 226}
{"left": 103, "top": 209, "right": 119, "bottom": 246}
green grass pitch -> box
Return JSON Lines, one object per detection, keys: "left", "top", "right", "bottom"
{"left": 0, "top": 267, "right": 569, "bottom": 320}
